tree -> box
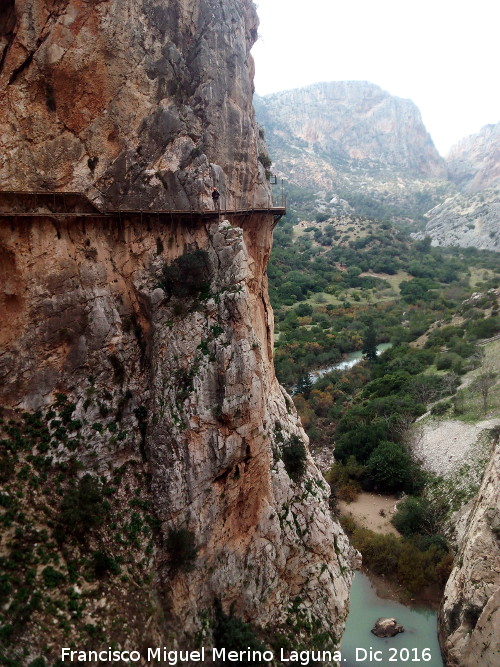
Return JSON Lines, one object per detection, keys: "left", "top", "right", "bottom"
{"left": 470, "top": 362, "right": 497, "bottom": 413}
{"left": 296, "top": 371, "right": 313, "bottom": 398}
{"left": 362, "top": 321, "right": 377, "bottom": 361}
{"left": 392, "top": 497, "right": 429, "bottom": 536}
{"left": 365, "top": 441, "right": 414, "bottom": 493}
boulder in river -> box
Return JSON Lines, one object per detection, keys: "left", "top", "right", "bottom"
{"left": 371, "top": 617, "right": 405, "bottom": 637}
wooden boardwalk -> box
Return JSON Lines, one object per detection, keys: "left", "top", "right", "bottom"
{"left": 0, "top": 191, "right": 286, "bottom": 223}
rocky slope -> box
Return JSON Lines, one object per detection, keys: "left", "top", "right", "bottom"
{"left": 255, "top": 81, "right": 449, "bottom": 221}
{"left": 0, "top": 1, "right": 353, "bottom": 663}
{"left": 0, "top": 0, "right": 270, "bottom": 210}
{"left": 413, "top": 188, "right": 500, "bottom": 252}
{"left": 415, "top": 123, "right": 500, "bottom": 251}
{"left": 447, "top": 123, "right": 500, "bottom": 193}
{"left": 439, "top": 436, "right": 500, "bottom": 667}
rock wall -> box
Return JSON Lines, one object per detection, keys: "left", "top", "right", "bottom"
{"left": 0, "top": 0, "right": 270, "bottom": 210}
{"left": 439, "top": 437, "right": 500, "bottom": 667}
{"left": 0, "top": 213, "right": 353, "bottom": 661}
{"left": 0, "top": 3, "right": 353, "bottom": 661}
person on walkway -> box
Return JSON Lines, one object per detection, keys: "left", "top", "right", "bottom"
{"left": 211, "top": 186, "right": 220, "bottom": 211}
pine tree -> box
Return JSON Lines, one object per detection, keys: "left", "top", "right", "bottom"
{"left": 296, "top": 371, "right": 313, "bottom": 398}
{"left": 362, "top": 321, "right": 377, "bottom": 361}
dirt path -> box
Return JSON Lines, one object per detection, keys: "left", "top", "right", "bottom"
{"left": 338, "top": 491, "right": 400, "bottom": 535}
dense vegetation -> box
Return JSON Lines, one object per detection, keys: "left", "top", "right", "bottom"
{"left": 270, "top": 216, "right": 500, "bottom": 387}
{"left": 268, "top": 211, "right": 500, "bottom": 596}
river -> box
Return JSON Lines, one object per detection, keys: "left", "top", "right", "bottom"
{"left": 341, "top": 572, "right": 443, "bottom": 667}
{"left": 310, "top": 343, "right": 393, "bottom": 382}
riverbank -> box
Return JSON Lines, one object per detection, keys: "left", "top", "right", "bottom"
{"left": 338, "top": 491, "right": 400, "bottom": 536}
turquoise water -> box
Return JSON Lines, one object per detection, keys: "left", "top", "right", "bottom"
{"left": 341, "top": 573, "right": 443, "bottom": 667}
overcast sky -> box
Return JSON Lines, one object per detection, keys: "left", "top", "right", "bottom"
{"left": 252, "top": 0, "right": 500, "bottom": 155}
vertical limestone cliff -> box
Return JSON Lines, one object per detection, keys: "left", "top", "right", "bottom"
{"left": 439, "top": 438, "right": 500, "bottom": 667}
{"left": 0, "top": 1, "right": 353, "bottom": 663}
{"left": 0, "top": 0, "right": 270, "bottom": 210}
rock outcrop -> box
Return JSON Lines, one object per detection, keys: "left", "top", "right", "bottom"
{"left": 0, "top": 1, "right": 353, "bottom": 663}
{"left": 446, "top": 123, "right": 500, "bottom": 193}
{"left": 371, "top": 618, "right": 404, "bottom": 638}
{"left": 439, "top": 438, "right": 500, "bottom": 667}
{"left": 413, "top": 188, "right": 500, "bottom": 252}
{"left": 0, "top": 0, "right": 270, "bottom": 210}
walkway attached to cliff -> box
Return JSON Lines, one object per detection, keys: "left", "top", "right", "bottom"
{"left": 0, "top": 191, "right": 286, "bottom": 224}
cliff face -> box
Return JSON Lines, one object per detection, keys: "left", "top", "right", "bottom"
{"left": 0, "top": 213, "right": 353, "bottom": 659}
{"left": 439, "top": 438, "right": 500, "bottom": 667}
{"left": 446, "top": 123, "right": 500, "bottom": 193}
{"left": 0, "top": 0, "right": 270, "bottom": 210}
{"left": 0, "top": 1, "right": 352, "bottom": 662}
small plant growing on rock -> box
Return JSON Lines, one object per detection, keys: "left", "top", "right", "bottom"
{"left": 56, "top": 474, "right": 108, "bottom": 542}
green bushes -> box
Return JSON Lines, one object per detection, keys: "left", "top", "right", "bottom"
{"left": 41, "top": 566, "right": 65, "bottom": 589}
{"left": 431, "top": 400, "right": 451, "bottom": 416}
{"left": 392, "top": 497, "right": 430, "bottom": 537}
{"left": 325, "top": 456, "right": 364, "bottom": 502}
{"left": 166, "top": 527, "right": 197, "bottom": 572}
{"left": 56, "top": 475, "right": 108, "bottom": 542}
{"left": 365, "top": 441, "right": 422, "bottom": 494}
{"left": 465, "top": 315, "right": 500, "bottom": 340}
{"left": 435, "top": 352, "right": 463, "bottom": 373}
{"left": 161, "top": 249, "right": 212, "bottom": 300}
{"left": 344, "top": 524, "right": 452, "bottom": 595}
{"left": 282, "top": 436, "right": 307, "bottom": 481}
{"left": 92, "top": 551, "right": 121, "bottom": 578}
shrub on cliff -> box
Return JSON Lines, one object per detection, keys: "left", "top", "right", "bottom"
{"left": 56, "top": 474, "right": 108, "bottom": 542}
{"left": 161, "top": 249, "right": 212, "bottom": 300}
{"left": 166, "top": 527, "right": 197, "bottom": 572}
{"left": 282, "top": 436, "right": 307, "bottom": 481}
{"left": 213, "top": 600, "right": 266, "bottom": 665}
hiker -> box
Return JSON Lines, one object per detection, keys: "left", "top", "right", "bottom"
{"left": 211, "top": 186, "right": 220, "bottom": 211}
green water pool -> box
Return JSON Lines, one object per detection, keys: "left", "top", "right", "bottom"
{"left": 341, "top": 572, "right": 444, "bottom": 667}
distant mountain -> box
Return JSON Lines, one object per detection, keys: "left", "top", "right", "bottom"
{"left": 446, "top": 122, "right": 500, "bottom": 192}
{"left": 257, "top": 81, "right": 445, "bottom": 177}
{"left": 255, "top": 81, "right": 450, "bottom": 223}
{"left": 416, "top": 123, "right": 500, "bottom": 251}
